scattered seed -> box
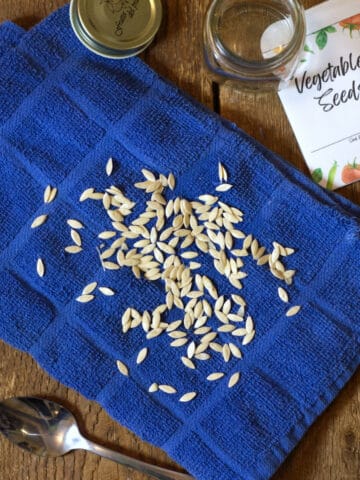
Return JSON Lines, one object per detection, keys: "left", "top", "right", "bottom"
{"left": 201, "top": 332, "right": 218, "bottom": 344}
{"left": 179, "top": 392, "right": 197, "bottom": 403}
{"left": 147, "top": 329, "right": 163, "bottom": 340}
{"left": 48, "top": 187, "right": 58, "bottom": 203}
{"left": 222, "top": 344, "right": 231, "bottom": 362}
{"left": 149, "top": 383, "right": 159, "bottom": 393}
{"left": 169, "top": 331, "right": 187, "bottom": 339}
{"left": 232, "top": 328, "right": 248, "bottom": 337}
{"left": 231, "top": 294, "right": 246, "bottom": 307}
{"left": 136, "top": 348, "right": 148, "bottom": 365}
{"left": 218, "top": 324, "right": 235, "bottom": 333}
{"left": 181, "top": 357, "right": 196, "bottom": 369}
{"left": 99, "top": 287, "right": 115, "bottom": 296}
{"left": 215, "top": 183, "right": 233, "bottom": 192}
{"left": 181, "top": 251, "right": 198, "bottom": 259}
{"left": 209, "top": 342, "right": 223, "bottom": 353}
{"left": 257, "top": 254, "right": 270, "bottom": 266}
{"left": 159, "top": 385, "right": 177, "bottom": 394}
{"left": 215, "top": 310, "right": 228, "bottom": 324}
{"left": 199, "top": 194, "right": 218, "bottom": 205}
{"left": 71, "top": 229, "right": 82, "bottom": 246}
{"left": 215, "top": 296, "right": 224, "bottom": 311}
{"left": 218, "top": 162, "right": 228, "bottom": 182}
{"left": 286, "top": 305, "right": 301, "bottom": 317}
{"left": 65, "top": 245, "right": 83, "bottom": 254}
{"left": 99, "top": 231, "right": 117, "bottom": 240}
{"left": 106, "top": 157, "right": 114, "bottom": 176}
{"left": 168, "top": 173, "right": 175, "bottom": 190}
{"left": 166, "top": 320, "right": 182, "bottom": 332}
{"left": 251, "top": 239, "right": 259, "bottom": 258}
{"left": 43, "top": 185, "right": 52, "bottom": 204}
{"left": 142, "top": 169, "right": 155, "bottom": 181}
{"left": 116, "top": 360, "right": 129, "bottom": 377}
{"left": 222, "top": 299, "right": 232, "bottom": 315}
{"left": 170, "top": 338, "right": 188, "bottom": 347}
{"left": 103, "top": 261, "right": 120, "bottom": 270}
{"left": 245, "top": 316, "right": 254, "bottom": 333}
{"left": 80, "top": 188, "right": 94, "bottom": 202}
{"left": 284, "top": 269, "right": 296, "bottom": 279}
{"left": 228, "top": 372, "right": 240, "bottom": 388}
{"left": 243, "top": 234, "right": 253, "bottom": 250}
{"left": 31, "top": 214, "right": 48, "bottom": 229}
{"left": 82, "top": 282, "right": 97, "bottom": 295}
{"left": 232, "top": 249, "right": 249, "bottom": 257}
{"left": 103, "top": 193, "right": 111, "bottom": 210}
{"left": 231, "top": 229, "right": 245, "bottom": 239}
{"left": 76, "top": 294, "right": 94, "bottom": 303}
{"left": 187, "top": 341, "right": 196, "bottom": 359}
{"left": 43, "top": 186, "right": 56, "bottom": 204}
{"left": 278, "top": 287, "right": 289, "bottom": 303}
{"left": 67, "top": 219, "right": 84, "bottom": 229}
{"left": 229, "top": 343, "right": 242, "bottom": 359}
{"left": 195, "top": 353, "right": 210, "bottom": 361}
{"left": 207, "top": 372, "right": 225, "bottom": 381}
{"left": 36, "top": 258, "right": 45, "bottom": 278}
{"left": 242, "top": 330, "right": 256, "bottom": 345}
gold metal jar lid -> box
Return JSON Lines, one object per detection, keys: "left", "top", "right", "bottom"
{"left": 70, "top": 0, "right": 163, "bottom": 59}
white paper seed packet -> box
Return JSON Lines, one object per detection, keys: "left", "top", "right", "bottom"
{"left": 278, "top": 0, "right": 360, "bottom": 190}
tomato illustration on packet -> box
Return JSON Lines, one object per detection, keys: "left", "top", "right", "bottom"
{"left": 340, "top": 14, "right": 360, "bottom": 37}
{"left": 342, "top": 159, "right": 360, "bottom": 184}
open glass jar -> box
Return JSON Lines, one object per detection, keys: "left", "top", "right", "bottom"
{"left": 203, "top": 0, "right": 306, "bottom": 91}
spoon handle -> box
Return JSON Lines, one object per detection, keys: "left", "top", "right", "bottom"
{"left": 83, "top": 438, "right": 194, "bottom": 480}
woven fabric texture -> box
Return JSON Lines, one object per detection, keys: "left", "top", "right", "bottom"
{"left": 0, "top": 21, "right": 23, "bottom": 56}
{"left": 0, "top": 7, "right": 359, "bottom": 480}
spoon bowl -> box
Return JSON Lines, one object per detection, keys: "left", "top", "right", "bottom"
{"left": 0, "top": 397, "right": 193, "bottom": 480}
{"left": 0, "top": 397, "right": 84, "bottom": 457}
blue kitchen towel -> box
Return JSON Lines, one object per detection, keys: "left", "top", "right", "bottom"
{"left": 0, "top": 21, "right": 23, "bottom": 56}
{"left": 0, "top": 6, "right": 359, "bottom": 480}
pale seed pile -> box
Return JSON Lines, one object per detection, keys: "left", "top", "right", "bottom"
{"left": 30, "top": 160, "right": 301, "bottom": 404}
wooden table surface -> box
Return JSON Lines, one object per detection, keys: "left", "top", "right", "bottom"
{"left": 0, "top": 1, "right": 359, "bottom": 479}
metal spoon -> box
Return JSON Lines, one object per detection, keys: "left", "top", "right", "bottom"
{"left": 0, "top": 397, "right": 193, "bottom": 480}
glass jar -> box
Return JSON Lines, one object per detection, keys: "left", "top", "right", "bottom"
{"left": 203, "top": 0, "right": 306, "bottom": 91}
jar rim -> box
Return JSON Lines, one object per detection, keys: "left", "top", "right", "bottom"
{"left": 70, "top": 0, "right": 162, "bottom": 59}
{"left": 205, "top": 0, "right": 306, "bottom": 77}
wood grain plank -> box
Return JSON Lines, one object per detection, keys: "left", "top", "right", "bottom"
{"left": 0, "top": 0, "right": 67, "bottom": 27}
{"left": 273, "top": 370, "right": 360, "bottom": 480}
{"left": 144, "top": 0, "right": 213, "bottom": 107}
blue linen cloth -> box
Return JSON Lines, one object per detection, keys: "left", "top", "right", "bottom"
{"left": 0, "top": 6, "right": 359, "bottom": 480}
